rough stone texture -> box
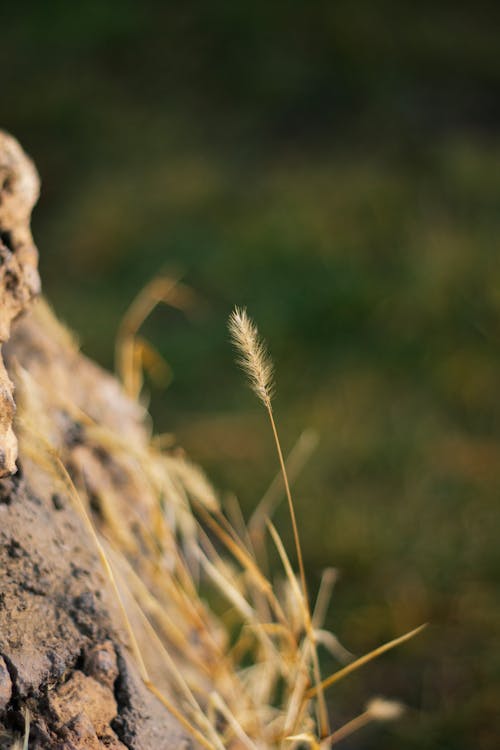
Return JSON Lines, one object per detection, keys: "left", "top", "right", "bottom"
{"left": 0, "top": 131, "right": 40, "bottom": 476}
{"left": 0, "top": 415, "right": 192, "bottom": 750}
{"left": 0, "top": 131, "right": 195, "bottom": 749}
{"left": 48, "top": 671, "right": 121, "bottom": 740}
{"left": 0, "top": 657, "right": 12, "bottom": 713}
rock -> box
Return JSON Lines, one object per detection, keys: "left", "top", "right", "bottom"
{"left": 0, "top": 131, "right": 40, "bottom": 476}
{"left": 84, "top": 642, "right": 119, "bottom": 690}
{"left": 0, "top": 131, "right": 198, "bottom": 749}
{"left": 48, "top": 671, "right": 120, "bottom": 740}
{"left": 0, "top": 656, "right": 12, "bottom": 713}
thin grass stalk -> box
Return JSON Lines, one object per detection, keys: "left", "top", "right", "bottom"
{"left": 107, "top": 545, "right": 212, "bottom": 676}
{"left": 194, "top": 501, "right": 290, "bottom": 630}
{"left": 22, "top": 708, "right": 30, "bottom": 750}
{"left": 145, "top": 681, "right": 218, "bottom": 750}
{"left": 20, "top": 425, "right": 219, "bottom": 750}
{"left": 249, "top": 429, "right": 319, "bottom": 538}
{"left": 307, "top": 624, "right": 427, "bottom": 699}
{"left": 320, "top": 698, "right": 404, "bottom": 747}
{"left": 122, "top": 583, "right": 227, "bottom": 750}
{"left": 321, "top": 711, "right": 372, "bottom": 747}
{"left": 210, "top": 692, "right": 260, "bottom": 750}
{"left": 229, "top": 307, "right": 329, "bottom": 737}
{"left": 282, "top": 639, "right": 313, "bottom": 742}
{"left": 266, "top": 408, "right": 309, "bottom": 614}
{"left": 267, "top": 406, "right": 328, "bottom": 736}
{"left": 312, "top": 569, "right": 338, "bottom": 630}
{"left": 42, "top": 446, "right": 150, "bottom": 683}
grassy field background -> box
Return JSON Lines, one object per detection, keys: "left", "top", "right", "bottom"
{"left": 2, "top": 3, "right": 500, "bottom": 747}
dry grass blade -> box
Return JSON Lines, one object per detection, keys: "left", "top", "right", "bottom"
{"left": 54, "top": 452, "right": 221, "bottom": 750}
{"left": 320, "top": 712, "right": 372, "bottom": 747}
{"left": 22, "top": 708, "right": 30, "bottom": 750}
{"left": 307, "top": 624, "right": 427, "bottom": 698}
{"left": 249, "top": 429, "right": 319, "bottom": 535}
{"left": 312, "top": 568, "right": 338, "bottom": 629}
{"left": 229, "top": 307, "right": 328, "bottom": 736}
{"left": 266, "top": 520, "right": 306, "bottom": 625}
{"left": 17, "top": 393, "right": 218, "bottom": 750}
{"left": 10, "top": 286, "right": 426, "bottom": 749}
{"left": 194, "top": 501, "right": 289, "bottom": 630}
{"left": 196, "top": 530, "right": 286, "bottom": 681}
{"left": 114, "top": 568, "right": 227, "bottom": 750}
{"left": 195, "top": 545, "right": 256, "bottom": 624}
{"left": 17, "top": 418, "right": 150, "bottom": 684}
{"left": 108, "top": 547, "right": 211, "bottom": 676}
{"left": 314, "top": 630, "right": 353, "bottom": 665}
{"left": 145, "top": 681, "right": 218, "bottom": 750}
{"left": 225, "top": 492, "right": 254, "bottom": 551}
{"left": 210, "top": 692, "right": 260, "bottom": 750}
{"left": 116, "top": 273, "right": 199, "bottom": 398}
{"left": 8, "top": 707, "right": 30, "bottom": 750}
{"left": 51, "top": 456, "right": 150, "bottom": 680}
{"left": 319, "top": 698, "right": 405, "bottom": 747}
{"left": 282, "top": 640, "right": 314, "bottom": 740}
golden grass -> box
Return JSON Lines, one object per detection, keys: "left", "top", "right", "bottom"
{"left": 229, "top": 307, "right": 328, "bottom": 736}
{"left": 12, "top": 293, "right": 425, "bottom": 749}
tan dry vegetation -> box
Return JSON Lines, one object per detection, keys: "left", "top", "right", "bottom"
{"left": 12, "top": 284, "right": 423, "bottom": 748}
{"left": 0, "top": 131, "right": 424, "bottom": 749}
{"left": 11, "top": 291, "right": 423, "bottom": 749}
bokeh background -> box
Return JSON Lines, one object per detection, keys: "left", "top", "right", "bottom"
{"left": 2, "top": 2, "right": 500, "bottom": 747}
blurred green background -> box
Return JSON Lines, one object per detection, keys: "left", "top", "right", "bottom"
{"left": 2, "top": 2, "right": 500, "bottom": 747}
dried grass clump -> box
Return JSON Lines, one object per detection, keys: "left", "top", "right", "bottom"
{"left": 13, "top": 285, "right": 425, "bottom": 749}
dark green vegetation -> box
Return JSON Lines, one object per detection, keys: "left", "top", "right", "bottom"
{"left": 2, "top": 3, "right": 499, "bottom": 747}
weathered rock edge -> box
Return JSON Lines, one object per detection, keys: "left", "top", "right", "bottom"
{"left": 0, "top": 132, "right": 193, "bottom": 750}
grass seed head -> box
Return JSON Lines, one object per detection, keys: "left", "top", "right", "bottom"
{"left": 228, "top": 307, "right": 274, "bottom": 408}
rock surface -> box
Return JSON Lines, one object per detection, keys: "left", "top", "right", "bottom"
{"left": 0, "top": 131, "right": 40, "bottom": 476}
{"left": 0, "top": 132, "right": 195, "bottom": 749}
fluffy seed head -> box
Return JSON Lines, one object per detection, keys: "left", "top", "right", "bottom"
{"left": 228, "top": 307, "right": 274, "bottom": 407}
{"left": 366, "top": 697, "right": 405, "bottom": 721}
